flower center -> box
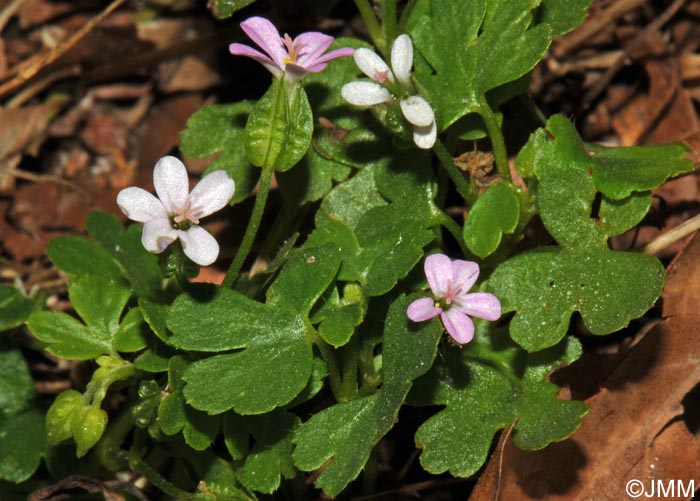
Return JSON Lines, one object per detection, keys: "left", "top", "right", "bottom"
{"left": 171, "top": 198, "right": 200, "bottom": 229}
{"left": 374, "top": 69, "right": 390, "bottom": 84}
{"left": 439, "top": 282, "right": 463, "bottom": 309}
{"left": 283, "top": 34, "right": 304, "bottom": 64}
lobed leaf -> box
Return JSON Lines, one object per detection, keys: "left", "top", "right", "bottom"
{"left": 464, "top": 181, "right": 521, "bottom": 258}
{"left": 0, "top": 286, "right": 41, "bottom": 332}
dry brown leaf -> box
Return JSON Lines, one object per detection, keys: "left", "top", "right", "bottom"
{"left": 471, "top": 232, "right": 700, "bottom": 500}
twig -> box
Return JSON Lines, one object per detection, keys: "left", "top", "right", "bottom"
{"left": 2, "top": 165, "right": 91, "bottom": 198}
{"left": 0, "top": 0, "right": 35, "bottom": 33}
{"left": 6, "top": 65, "right": 81, "bottom": 109}
{"left": 638, "top": 212, "right": 700, "bottom": 255}
{"left": 0, "top": 0, "right": 126, "bottom": 97}
{"left": 581, "top": 0, "right": 687, "bottom": 109}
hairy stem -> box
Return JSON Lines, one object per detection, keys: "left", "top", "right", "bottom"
{"left": 432, "top": 139, "right": 471, "bottom": 202}
{"left": 354, "top": 0, "right": 384, "bottom": 51}
{"left": 478, "top": 106, "right": 510, "bottom": 178}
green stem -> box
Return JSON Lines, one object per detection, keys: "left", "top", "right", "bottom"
{"left": 223, "top": 167, "right": 274, "bottom": 288}
{"left": 398, "top": 0, "right": 417, "bottom": 30}
{"left": 478, "top": 106, "right": 510, "bottom": 178}
{"left": 382, "top": 0, "right": 398, "bottom": 49}
{"left": 354, "top": 0, "right": 384, "bottom": 51}
{"left": 307, "top": 325, "right": 344, "bottom": 401}
{"left": 340, "top": 334, "right": 359, "bottom": 401}
{"left": 436, "top": 211, "right": 468, "bottom": 257}
{"left": 432, "top": 139, "right": 470, "bottom": 202}
{"left": 130, "top": 457, "right": 209, "bottom": 501}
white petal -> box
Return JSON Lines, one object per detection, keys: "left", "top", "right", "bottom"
{"left": 400, "top": 95, "right": 434, "bottom": 127}
{"left": 341, "top": 82, "right": 391, "bottom": 106}
{"left": 153, "top": 156, "right": 190, "bottom": 214}
{"left": 353, "top": 48, "right": 394, "bottom": 83}
{"left": 179, "top": 226, "right": 220, "bottom": 266}
{"left": 142, "top": 218, "right": 178, "bottom": 254}
{"left": 412, "top": 120, "right": 437, "bottom": 149}
{"left": 117, "top": 187, "right": 167, "bottom": 223}
{"left": 391, "top": 34, "right": 413, "bottom": 88}
{"left": 188, "top": 170, "right": 235, "bottom": 220}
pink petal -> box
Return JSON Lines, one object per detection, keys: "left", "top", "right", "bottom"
{"left": 309, "top": 47, "right": 355, "bottom": 68}
{"left": 179, "top": 226, "right": 220, "bottom": 266}
{"left": 455, "top": 292, "right": 501, "bottom": 321}
{"left": 441, "top": 309, "right": 475, "bottom": 344}
{"left": 188, "top": 170, "right": 235, "bottom": 220}
{"left": 452, "top": 260, "right": 480, "bottom": 293}
{"left": 407, "top": 297, "right": 442, "bottom": 322}
{"left": 294, "top": 32, "right": 334, "bottom": 67}
{"left": 117, "top": 187, "right": 167, "bottom": 223}
{"left": 153, "top": 156, "right": 190, "bottom": 214}
{"left": 229, "top": 43, "right": 284, "bottom": 78}
{"left": 390, "top": 34, "right": 413, "bottom": 88}
{"left": 142, "top": 218, "right": 178, "bottom": 254}
{"left": 239, "top": 17, "right": 287, "bottom": 69}
{"left": 424, "top": 253, "right": 453, "bottom": 298}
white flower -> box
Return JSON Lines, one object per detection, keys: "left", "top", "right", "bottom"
{"left": 341, "top": 34, "right": 437, "bottom": 149}
{"left": 117, "top": 156, "right": 235, "bottom": 266}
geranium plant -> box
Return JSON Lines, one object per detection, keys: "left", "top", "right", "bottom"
{"left": 2, "top": 0, "right": 697, "bottom": 498}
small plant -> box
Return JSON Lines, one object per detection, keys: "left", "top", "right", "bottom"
{"left": 2, "top": 1, "right": 697, "bottom": 498}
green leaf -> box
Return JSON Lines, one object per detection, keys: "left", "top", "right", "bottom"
{"left": 158, "top": 356, "right": 188, "bottom": 436}
{"left": 464, "top": 181, "right": 521, "bottom": 258}
{"left": 312, "top": 286, "right": 364, "bottom": 348}
{"left": 27, "top": 311, "right": 109, "bottom": 360}
{"left": 293, "top": 295, "right": 442, "bottom": 496}
{"left": 412, "top": 335, "right": 587, "bottom": 477}
{"left": 183, "top": 407, "right": 220, "bottom": 451}
{"left": 167, "top": 287, "right": 312, "bottom": 414}
{"left": 491, "top": 115, "right": 666, "bottom": 351}
{"left": 0, "top": 345, "right": 46, "bottom": 483}
{"left": 46, "top": 390, "right": 83, "bottom": 445}
{"left": 113, "top": 307, "right": 147, "bottom": 352}
{"left": 139, "top": 298, "right": 171, "bottom": 345}
{"left": 68, "top": 275, "right": 130, "bottom": 334}
{"left": 412, "top": 0, "right": 553, "bottom": 130}
{"left": 72, "top": 406, "right": 107, "bottom": 457}
{"left": 244, "top": 79, "right": 313, "bottom": 171}
{"left": 266, "top": 245, "right": 342, "bottom": 315}
{"left": 0, "top": 348, "right": 35, "bottom": 415}
{"left": 0, "top": 287, "right": 40, "bottom": 332}
{"left": 0, "top": 404, "right": 46, "bottom": 482}
{"left": 536, "top": 0, "right": 592, "bottom": 36}
{"left": 47, "top": 236, "right": 122, "bottom": 280}
{"left": 240, "top": 410, "right": 299, "bottom": 494}
{"left": 589, "top": 142, "right": 694, "bottom": 199}
{"left": 133, "top": 380, "right": 161, "bottom": 429}
{"left": 180, "top": 102, "right": 259, "bottom": 204}
{"left": 491, "top": 248, "right": 664, "bottom": 351}
{"left": 208, "top": 0, "right": 256, "bottom": 19}
{"left": 85, "top": 211, "right": 161, "bottom": 298}
{"left": 223, "top": 413, "right": 249, "bottom": 460}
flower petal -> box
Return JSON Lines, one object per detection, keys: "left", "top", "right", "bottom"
{"left": 229, "top": 43, "right": 283, "bottom": 78}
{"left": 412, "top": 120, "right": 437, "bottom": 149}
{"left": 294, "top": 32, "right": 334, "bottom": 67}
{"left": 407, "top": 297, "right": 442, "bottom": 322}
{"left": 117, "top": 187, "right": 167, "bottom": 223}
{"left": 153, "top": 156, "right": 190, "bottom": 214}
{"left": 455, "top": 292, "right": 501, "bottom": 321}
{"left": 441, "top": 309, "right": 475, "bottom": 344}
{"left": 400, "top": 95, "right": 434, "bottom": 127}
{"left": 341, "top": 81, "right": 391, "bottom": 106}
{"left": 309, "top": 47, "right": 355, "bottom": 67}
{"left": 188, "top": 170, "right": 235, "bottom": 220}
{"left": 142, "top": 218, "right": 178, "bottom": 254}
{"left": 424, "top": 253, "right": 453, "bottom": 297}
{"left": 452, "top": 260, "right": 480, "bottom": 293}
{"left": 353, "top": 48, "right": 393, "bottom": 82}
{"left": 239, "top": 17, "right": 286, "bottom": 69}
{"left": 179, "top": 226, "right": 220, "bottom": 266}
{"left": 390, "top": 34, "right": 413, "bottom": 88}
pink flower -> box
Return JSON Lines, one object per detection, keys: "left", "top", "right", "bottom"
{"left": 229, "top": 16, "right": 354, "bottom": 82}
{"left": 116, "top": 156, "right": 235, "bottom": 267}
{"left": 407, "top": 254, "right": 501, "bottom": 344}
